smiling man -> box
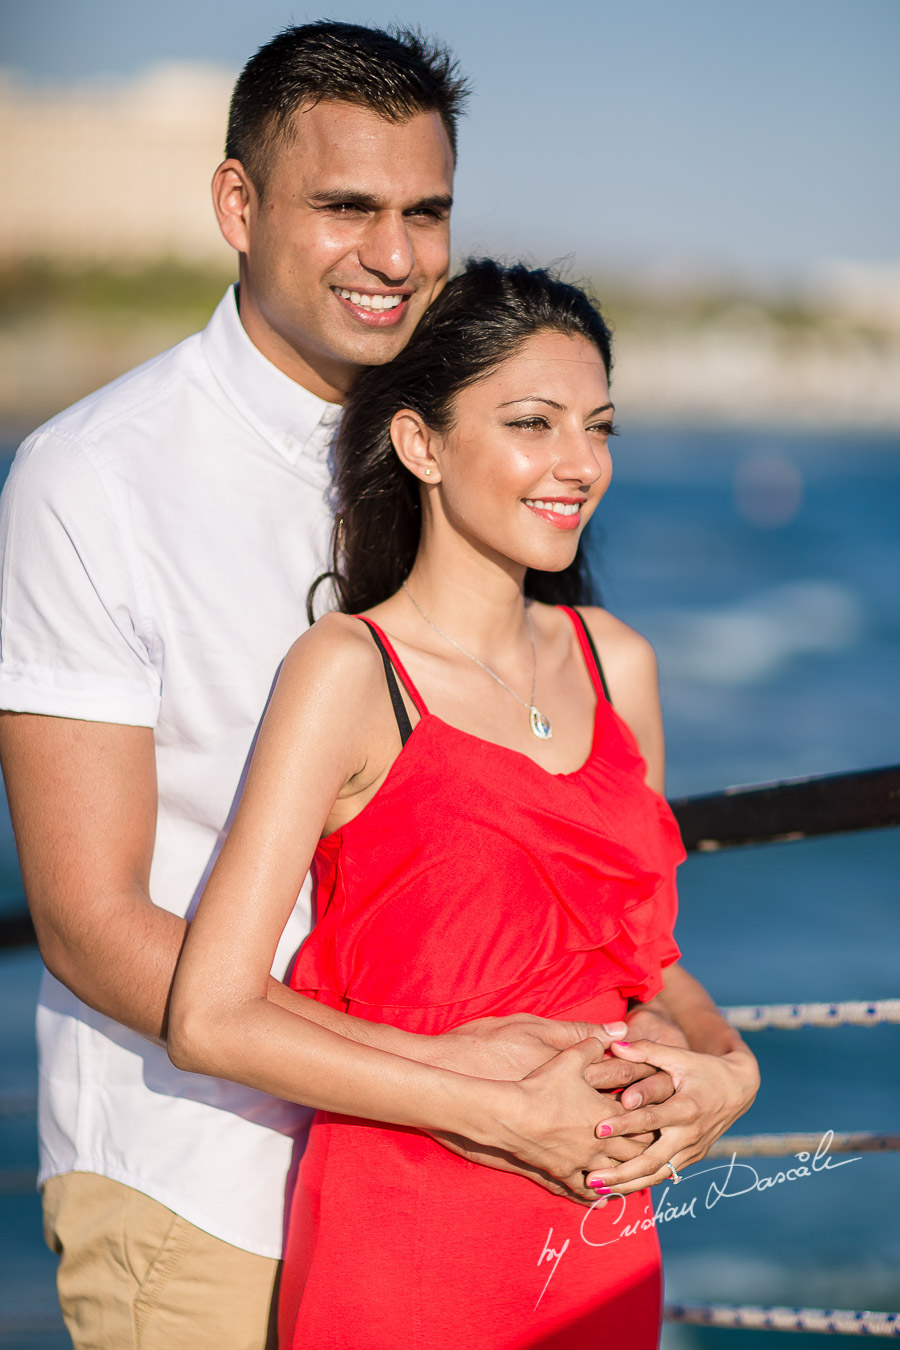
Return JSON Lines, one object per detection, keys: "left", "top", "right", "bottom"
{"left": 0, "top": 23, "right": 466, "bottom": 1350}
{"left": 0, "top": 22, "right": 661, "bottom": 1350}
{"left": 217, "top": 33, "right": 456, "bottom": 400}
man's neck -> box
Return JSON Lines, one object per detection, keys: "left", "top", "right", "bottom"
{"left": 235, "top": 285, "right": 350, "bottom": 405}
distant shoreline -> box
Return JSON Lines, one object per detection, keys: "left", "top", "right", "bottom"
{"left": 2, "top": 263, "right": 899, "bottom": 433}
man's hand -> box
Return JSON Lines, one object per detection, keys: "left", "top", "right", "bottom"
{"left": 431, "top": 1013, "right": 632, "bottom": 1080}
{"left": 433, "top": 1008, "right": 688, "bottom": 1113}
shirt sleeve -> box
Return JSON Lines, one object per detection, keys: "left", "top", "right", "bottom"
{"left": 0, "top": 429, "right": 161, "bottom": 726}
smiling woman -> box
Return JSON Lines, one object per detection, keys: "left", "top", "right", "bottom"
{"left": 313, "top": 257, "right": 615, "bottom": 619}
{"left": 168, "top": 259, "right": 759, "bottom": 1348}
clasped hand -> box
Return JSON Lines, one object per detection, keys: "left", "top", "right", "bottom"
{"left": 429, "top": 1007, "right": 758, "bottom": 1204}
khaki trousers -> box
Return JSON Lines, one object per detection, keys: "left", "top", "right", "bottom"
{"left": 42, "top": 1172, "right": 280, "bottom": 1350}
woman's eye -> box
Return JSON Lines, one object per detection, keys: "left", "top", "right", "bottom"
{"left": 589, "top": 421, "right": 619, "bottom": 437}
{"left": 508, "top": 417, "right": 549, "bottom": 431}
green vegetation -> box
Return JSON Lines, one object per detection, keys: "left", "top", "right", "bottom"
{"left": 0, "top": 259, "right": 839, "bottom": 331}
{"left": 0, "top": 260, "right": 235, "bottom": 323}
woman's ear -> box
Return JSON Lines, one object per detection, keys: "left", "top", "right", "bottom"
{"left": 389, "top": 410, "right": 442, "bottom": 484}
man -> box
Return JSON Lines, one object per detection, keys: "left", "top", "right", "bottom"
{"left": 0, "top": 22, "right": 678, "bottom": 1348}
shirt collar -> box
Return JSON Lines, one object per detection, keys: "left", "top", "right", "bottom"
{"left": 200, "top": 286, "right": 342, "bottom": 465}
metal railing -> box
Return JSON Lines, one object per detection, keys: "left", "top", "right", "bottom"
{"left": 1, "top": 762, "right": 898, "bottom": 1338}
{"left": 662, "top": 763, "right": 900, "bottom": 1335}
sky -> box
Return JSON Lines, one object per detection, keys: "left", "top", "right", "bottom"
{"left": 2, "top": 0, "right": 898, "bottom": 282}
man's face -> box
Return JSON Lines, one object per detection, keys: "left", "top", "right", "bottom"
{"left": 238, "top": 99, "right": 455, "bottom": 401}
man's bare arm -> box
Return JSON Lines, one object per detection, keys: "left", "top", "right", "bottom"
{"left": 0, "top": 712, "right": 185, "bottom": 1042}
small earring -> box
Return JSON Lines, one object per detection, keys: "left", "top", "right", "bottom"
{"left": 424, "top": 468, "right": 432, "bottom": 476}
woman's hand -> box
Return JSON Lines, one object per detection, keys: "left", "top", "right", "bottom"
{"left": 426, "top": 1121, "right": 651, "bottom": 1206}
{"left": 585, "top": 1038, "right": 760, "bottom": 1195}
{"left": 580, "top": 1001, "right": 688, "bottom": 1105}
{"left": 470, "top": 1037, "right": 654, "bottom": 1203}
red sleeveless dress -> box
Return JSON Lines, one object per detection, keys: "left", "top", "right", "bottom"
{"left": 279, "top": 607, "right": 685, "bottom": 1349}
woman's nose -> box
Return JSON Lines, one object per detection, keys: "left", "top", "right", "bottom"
{"left": 358, "top": 212, "right": 415, "bottom": 282}
{"left": 555, "top": 429, "right": 610, "bottom": 486}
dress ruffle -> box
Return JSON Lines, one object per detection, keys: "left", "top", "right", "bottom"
{"left": 290, "top": 712, "right": 685, "bottom": 1037}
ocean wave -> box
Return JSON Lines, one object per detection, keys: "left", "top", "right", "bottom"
{"left": 643, "top": 581, "right": 866, "bottom": 685}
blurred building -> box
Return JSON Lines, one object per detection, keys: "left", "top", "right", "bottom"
{"left": 0, "top": 64, "right": 235, "bottom": 266}
{"left": 1, "top": 65, "right": 898, "bottom": 431}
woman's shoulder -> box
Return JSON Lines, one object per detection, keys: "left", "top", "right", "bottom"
{"left": 276, "top": 610, "right": 387, "bottom": 709}
{"left": 572, "top": 605, "right": 665, "bottom": 786}
{"left": 571, "top": 605, "right": 658, "bottom": 685}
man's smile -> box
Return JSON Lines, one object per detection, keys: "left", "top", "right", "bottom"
{"left": 331, "top": 286, "right": 412, "bottom": 326}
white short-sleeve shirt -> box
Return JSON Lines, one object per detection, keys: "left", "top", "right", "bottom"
{"left": 0, "top": 288, "right": 341, "bottom": 1257}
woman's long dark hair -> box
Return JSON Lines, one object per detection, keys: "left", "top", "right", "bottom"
{"left": 308, "top": 258, "right": 613, "bottom": 620}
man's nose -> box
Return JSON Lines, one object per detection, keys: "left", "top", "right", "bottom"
{"left": 358, "top": 212, "right": 415, "bottom": 282}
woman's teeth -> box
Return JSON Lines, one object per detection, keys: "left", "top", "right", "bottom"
{"left": 334, "top": 289, "right": 404, "bottom": 311}
{"left": 526, "top": 500, "right": 581, "bottom": 516}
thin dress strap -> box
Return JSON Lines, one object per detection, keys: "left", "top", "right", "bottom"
{"left": 355, "top": 618, "right": 428, "bottom": 748}
{"left": 562, "top": 607, "right": 613, "bottom": 705}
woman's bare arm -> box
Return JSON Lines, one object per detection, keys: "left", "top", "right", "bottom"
{"left": 168, "top": 614, "right": 633, "bottom": 1201}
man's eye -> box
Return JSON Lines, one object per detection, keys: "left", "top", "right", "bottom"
{"left": 329, "top": 203, "right": 366, "bottom": 214}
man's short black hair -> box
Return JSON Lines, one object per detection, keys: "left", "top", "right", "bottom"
{"left": 226, "top": 20, "right": 470, "bottom": 195}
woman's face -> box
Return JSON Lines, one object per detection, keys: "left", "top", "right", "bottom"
{"left": 430, "top": 329, "right": 614, "bottom": 573}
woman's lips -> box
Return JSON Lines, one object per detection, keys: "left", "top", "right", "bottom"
{"left": 332, "top": 287, "right": 411, "bottom": 327}
{"left": 523, "top": 499, "right": 584, "bottom": 531}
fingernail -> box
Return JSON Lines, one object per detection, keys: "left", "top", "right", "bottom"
{"left": 599, "top": 1124, "right": 613, "bottom": 1137}
{"left": 612, "top": 1040, "right": 631, "bottom": 1048}
{"left": 588, "top": 1180, "right": 610, "bottom": 1193}
{"left": 601, "top": 1022, "right": 628, "bottom": 1036}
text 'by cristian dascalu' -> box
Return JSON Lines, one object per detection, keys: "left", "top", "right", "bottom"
{"left": 534, "top": 1130, "right": 859, "bottom": 1310}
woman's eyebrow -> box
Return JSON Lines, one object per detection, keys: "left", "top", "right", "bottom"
{"left": 497, "top": 398, "right": 615, "bottom": 417}
{"left": 498, "top": 397, "right": 564, "bottom": 410}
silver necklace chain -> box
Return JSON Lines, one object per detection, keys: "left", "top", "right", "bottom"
{"left": 401, "top": 581, "right": 553, "bottom": 740}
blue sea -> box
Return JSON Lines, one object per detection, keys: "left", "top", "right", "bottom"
{"left": 1, "top": 428, "right": 898, "bottom": 1346}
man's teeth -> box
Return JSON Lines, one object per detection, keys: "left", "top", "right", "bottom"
{"left": 527, "top": 500, "right": 581, "bottom": 516}
{"left": 335, "top": 289, "right": 404, "bottom": 311}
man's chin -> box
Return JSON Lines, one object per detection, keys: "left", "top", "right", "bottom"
{"left": 342, "top": 325, "right": 419, "bottom": 369}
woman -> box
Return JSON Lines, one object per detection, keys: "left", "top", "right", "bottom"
{"left": 169, "top": 260, "right": 759, "bottom": 1347}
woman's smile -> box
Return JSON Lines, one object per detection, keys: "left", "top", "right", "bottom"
{"left": 522, "top": 496, "right": 587, "bottom": 530}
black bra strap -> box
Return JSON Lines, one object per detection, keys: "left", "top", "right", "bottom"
{"left": 366, "top": 625, "right": 414, "bottom": 745}
{"left": 572, "top": 609, "right": 613, "bottom": 705}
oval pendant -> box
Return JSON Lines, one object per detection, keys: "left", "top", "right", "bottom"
{"left": 529, "top": 706, "right": 553, "bottom": 740}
